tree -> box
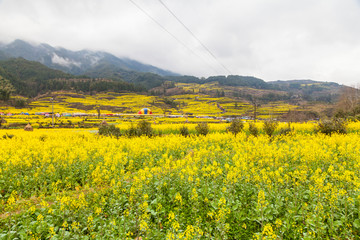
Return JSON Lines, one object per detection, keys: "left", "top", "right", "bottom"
{"left": 263, "top": 120, "right": 279, "bottom": 137}
{"left": 249, "top": 96, "right": 261, "bottom": 122}
{"left": 195, "top": 122, "right": 209, "bottom": 136}
{"left": 95, "top": 105, "right": 101, "bottom": 119}
{"left": 0, "top": 76, "right": 15, "bottom": 101}
{"left": 336, "top": 86, "right": 360, "bottom": 116}
{"left": 227, "top": 118, "right": 244, "bottom": 136}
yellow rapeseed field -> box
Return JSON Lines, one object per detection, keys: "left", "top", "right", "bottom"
{"left": 1, "top": 91, "right": 300, "bottom": 118}
{"left": 1, "top": 123, "right": 360, "bottom": 239}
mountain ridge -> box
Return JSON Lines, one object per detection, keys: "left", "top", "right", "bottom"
{"left": 0, "top": 39, "right": 178, "bottom": 77}
{"left": 0, "top": 39, "right": 344, "bottom": 89}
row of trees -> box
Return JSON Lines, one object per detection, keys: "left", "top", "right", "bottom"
{"left": 99, "top": 117, "right": 349, "bottom": 140}
{"left": 168, "top": 75, "right": 269, "bottom": 89}
{"left": 98, "top": 119, "right": 283, "bottom": 139}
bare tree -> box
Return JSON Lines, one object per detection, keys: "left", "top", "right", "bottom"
{"left": 250, "top": 97, "right": 261, "bottom": 122}
{"left": 337, "top": 86, "right": 360, "bottom": 116}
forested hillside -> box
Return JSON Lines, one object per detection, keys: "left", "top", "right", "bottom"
{"left": 0, "top": 58, "right": 143, "bottom": 97}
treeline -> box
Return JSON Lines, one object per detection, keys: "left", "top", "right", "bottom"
{"left": 84, "top": 63, "right": 281, "bottom": 90}
{"left": 23, "top": 78, "right": 144, "bottom": 97}
{"left": 167, "top": 75, "right": 269, "bottom": 89}
{"left": 83, "top": 62, "right": 165, "bottom": 89}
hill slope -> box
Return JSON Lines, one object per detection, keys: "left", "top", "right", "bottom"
{"left": 0, "top": 58, "right": 143, "bottom": 97}
{"left": 0, "top": 39, "right": 178, "bottom": 77}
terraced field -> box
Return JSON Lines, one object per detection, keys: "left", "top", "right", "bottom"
{"left": 1, "top": 91, "right": 300, "bottom": 120}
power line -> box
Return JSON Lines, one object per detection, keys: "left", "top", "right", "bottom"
{"left": 128, "top": 0, "right": 219, "bottom": 74}
{"left": 158, "top": 0, "right": 232, "bottom": 75}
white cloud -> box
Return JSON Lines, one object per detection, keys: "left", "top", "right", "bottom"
{"left": 0, "top": 0, "right": 360, "bottom": 85}
{"left": 51, "top": 53, "right": 81, "bottom": 67}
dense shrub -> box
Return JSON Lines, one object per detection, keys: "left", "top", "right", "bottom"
{"left": 278, "top": 123, "right": 293, "bottom": 136}
{"left": 126, "top": 120, "right": 154, "bottom": 137}
{"left": 316, "top": 118, "right": 347, "bottom": 135}
{"left": 0, "top": 117, "right": 5, "bottom": 128}
{"left": 2, "top": 133, "right": 14, "bottom": 139}
{"left": 248, "top": 122, "right": 259, "bottom": 137}
{"left": 179, "top": 125, "right": 190, "bottom": 137}
{"left": 136, "top": 120, "right": 154, "bottom": 137}
{"left": 263, "top": 120, "right": 279, "bottom": 137}
{"left": 14, "top": 99, "right": 27, "bottom": 108}
{"left": 227, "top": 119, "right": 244, "bottom": 136}
{"left": 195, "top": 122, "right": 209, "bottom": 136}
{"left": 126, "top": 124, "right": 139, "bottom": 137}
{"left": 98, "top": 125, "right": 121, "bottom": 138}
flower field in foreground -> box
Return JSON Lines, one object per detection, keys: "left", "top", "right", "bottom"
{"left": 1, "top": 127, "right": 360, "bottom": 239}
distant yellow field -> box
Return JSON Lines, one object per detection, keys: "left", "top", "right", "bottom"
{"left": 0, "top": 91, "right": 300, "bottom": 120}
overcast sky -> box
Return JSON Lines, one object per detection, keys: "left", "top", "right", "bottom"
{"left": 0, "top": 0, "right": 360, "bottom": 85}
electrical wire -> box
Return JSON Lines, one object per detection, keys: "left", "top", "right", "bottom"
{"left": 128, "top": 0, "right": 219, "bottom": 74}
{"left": 158, "top": 0, "right": 232, "bottom": 75}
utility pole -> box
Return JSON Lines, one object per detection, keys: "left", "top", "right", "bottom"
{"left": 51, "top": 97, "right": 54, "bottom": 127}
{"left": 254, "top": 103, "right": 257, "bottom": 122}
{"left": 96, "top": 104, "right": 101, "bottom": 119}
{"left": 251, "top": 97, "right": 260, "bottom": 122}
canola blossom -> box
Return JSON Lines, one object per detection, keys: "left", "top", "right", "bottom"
{"left": 1, "top": 90, "right": 299, "bottom": 118}
{"left": 1, "top": 127, "right": 360, "bottom": 239}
